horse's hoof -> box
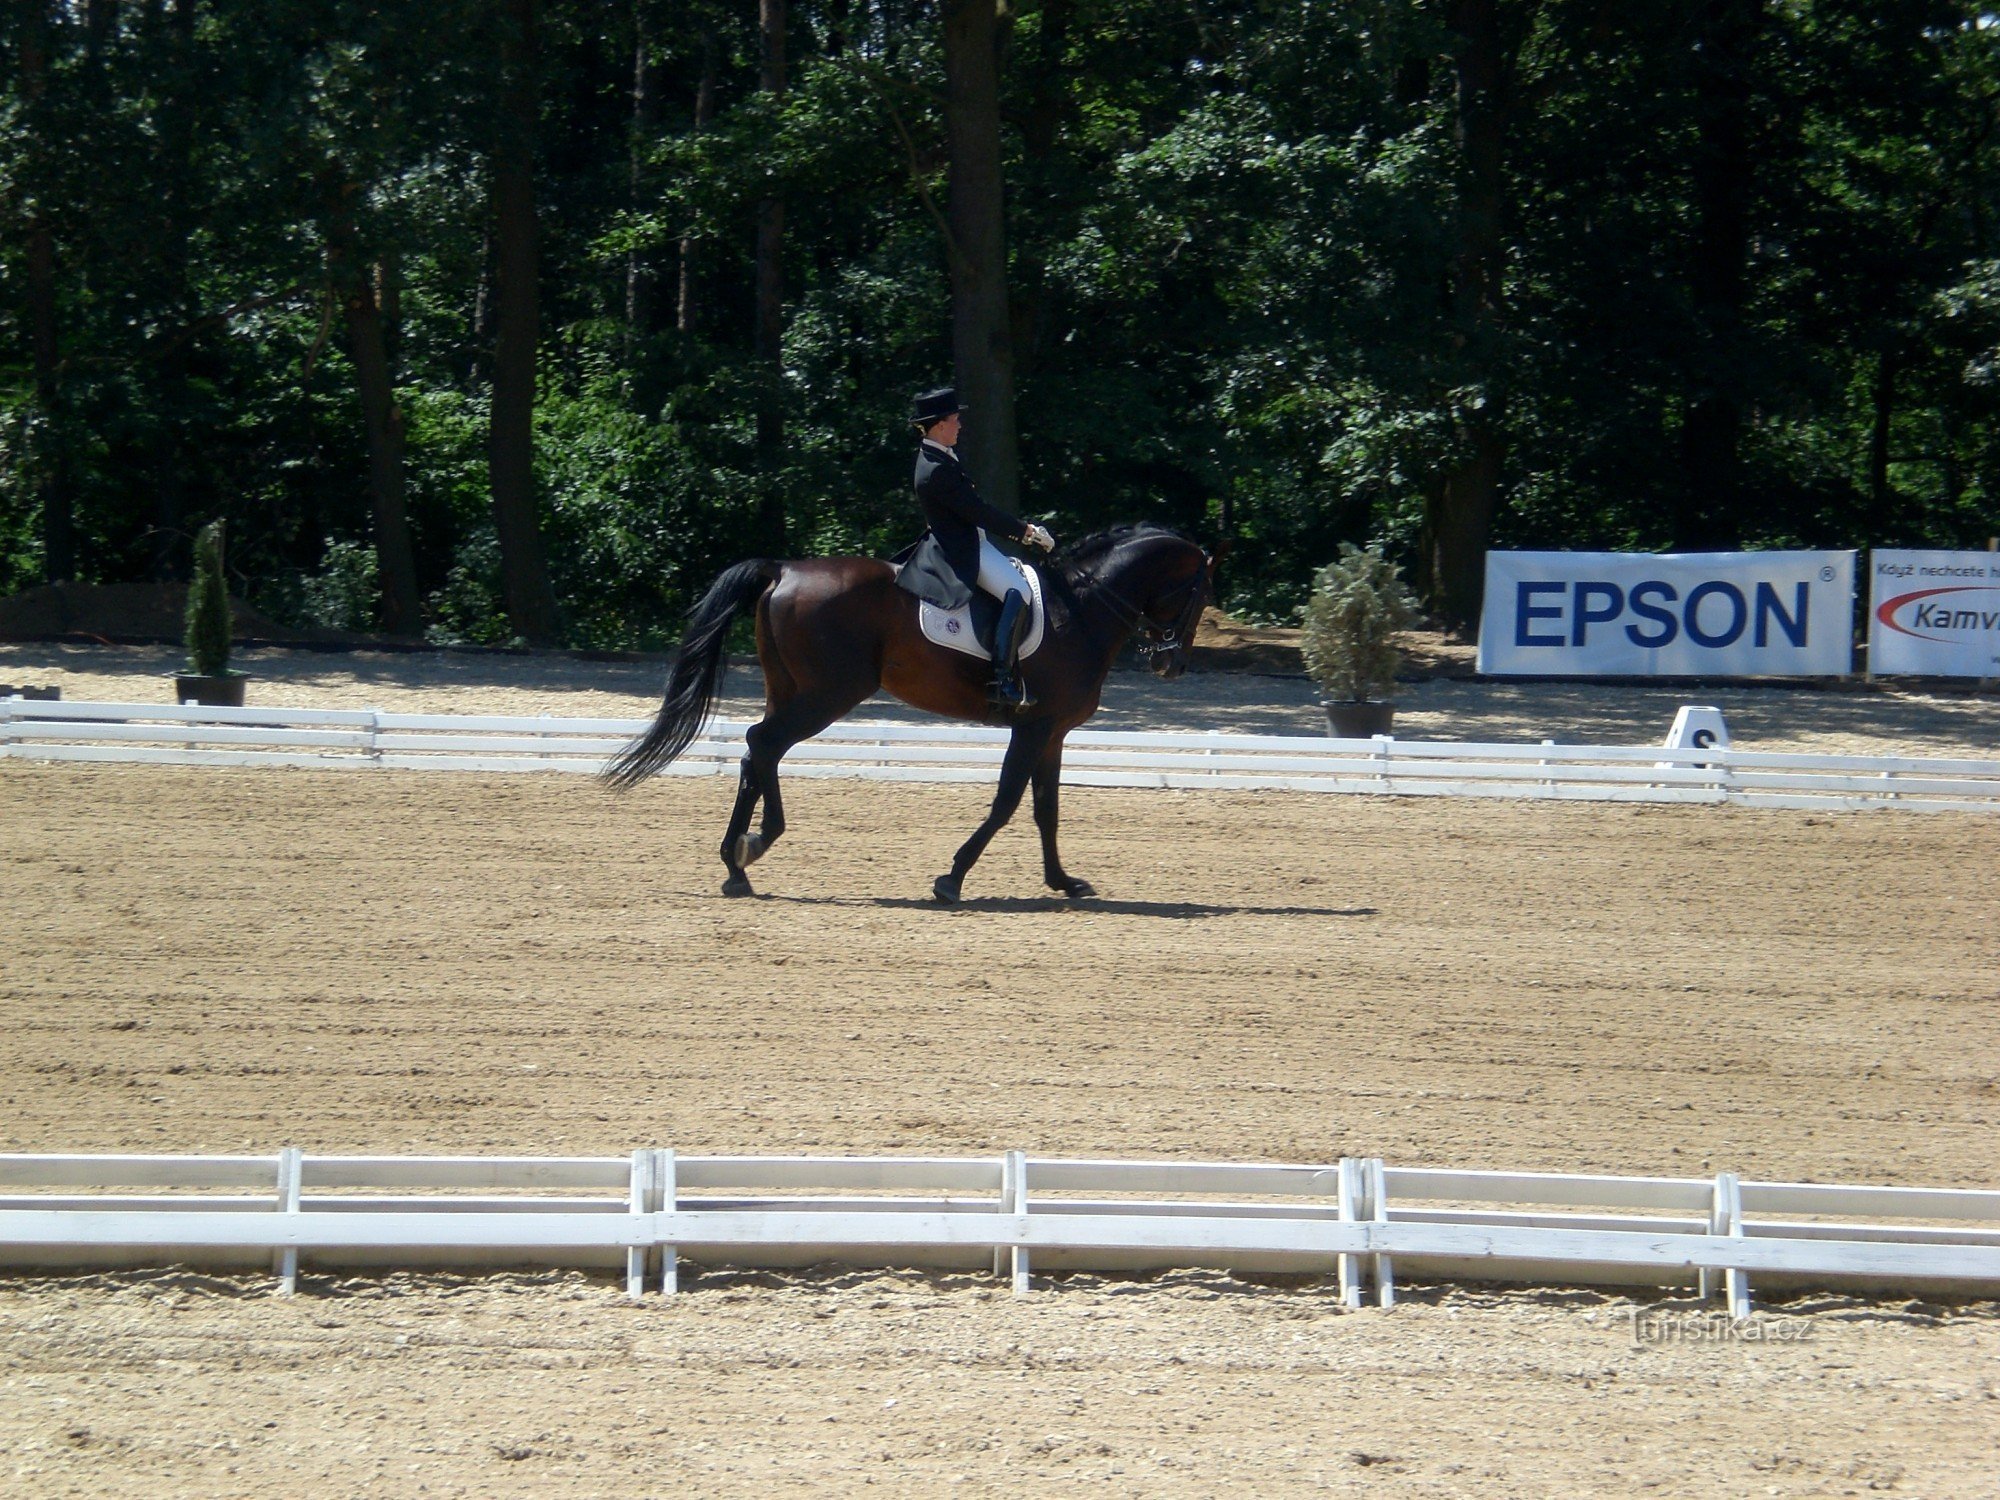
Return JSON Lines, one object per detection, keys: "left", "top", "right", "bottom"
{"left": 1061, "top": 879, "right": 1096, "bottom": 900}
{"left": 722, "top": 874, "right": 754, "bottom": 898}
{"left": 735, "top": 833, "right": 767, "bottom": 868}
{"left": 932, "top": 875, "right": 961, "bottom": 904}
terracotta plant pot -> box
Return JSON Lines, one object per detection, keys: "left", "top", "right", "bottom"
{"left": 175, "top": 673, "right": 247, "bottom": 708}
{"left": 1323, "top": 700, "right": 1395, "bottom": 738}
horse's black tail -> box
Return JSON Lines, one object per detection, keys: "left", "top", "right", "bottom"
{"left": 600, "top": 559, "right": 779, "bottom": 790}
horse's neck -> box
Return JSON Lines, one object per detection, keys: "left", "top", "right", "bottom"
{"left": 1073, "top": 545, "right": 1170, "bottom": 636}
{"left": 1097, "top": 544, "right": 1176, "bottom": 602}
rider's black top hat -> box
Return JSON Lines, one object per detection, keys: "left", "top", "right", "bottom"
{"left": 910, "top": 386, "right": 966, "bottom": 428}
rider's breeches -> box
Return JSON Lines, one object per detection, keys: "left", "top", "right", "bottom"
{"left": 974, "top": 530, "right": 1027, "bottom": 605}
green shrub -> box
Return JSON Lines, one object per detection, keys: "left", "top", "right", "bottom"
{"left": 301, "top": 538, "right": 381, "bottom": 633}
{"left": 184, "top": 520, "right": 232, "bottom": 677}
{"left": 1298, "top": 542, "right": 1420, "bottom": 703}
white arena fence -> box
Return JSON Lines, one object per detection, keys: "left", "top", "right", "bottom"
{"left": 6, "top": 699, "right": 2000, "bottom": 812}
{"left": 2, "top": 1151, "right": 1997, "bottom": 1314}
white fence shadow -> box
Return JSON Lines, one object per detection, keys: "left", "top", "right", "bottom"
{"left": 6, "top": 700, "right": 2000, "bottom": 812}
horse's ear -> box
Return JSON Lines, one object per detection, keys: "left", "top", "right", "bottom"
{"left": 1206, "top": 537, "right": 1231, "bottom": 590}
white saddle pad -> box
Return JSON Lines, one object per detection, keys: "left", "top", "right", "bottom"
{"left": 918, "top": 560, "right": 1047, "bottom": 662}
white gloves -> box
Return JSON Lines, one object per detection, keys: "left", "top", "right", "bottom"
{"left": 1024, "top": 524, "right": 1056, "bottom": 553}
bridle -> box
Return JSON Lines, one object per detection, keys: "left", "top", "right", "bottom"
{"left": 1080, "top": 550, "right": 1212, "bottom": 666}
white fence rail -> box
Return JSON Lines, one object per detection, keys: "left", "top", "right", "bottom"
{"left": 3, "top": 1151, "right": 1997, "bottom": 1312}
{"left": 6, "top": 699, "right": 2000, "bottom": 811}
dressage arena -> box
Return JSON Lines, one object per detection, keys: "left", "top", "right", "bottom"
{"left": 2, "top": 736, "right": 1998, "bottom": 1495}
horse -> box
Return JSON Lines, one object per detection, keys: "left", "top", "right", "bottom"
{"left": 600, "top": 523, "right": 1214, "bottom": 902}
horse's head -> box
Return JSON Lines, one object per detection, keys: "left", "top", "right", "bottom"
{"left": 1063, "top": 526, "right": 1216, "bottom": 679}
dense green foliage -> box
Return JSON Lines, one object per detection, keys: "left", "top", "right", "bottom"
{"left": 3, "top": 1, "right": 1997, "bottom": 644}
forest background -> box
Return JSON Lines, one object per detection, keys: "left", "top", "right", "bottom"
{"left": 3, "top": 0, "right": 1997, "bottom": 650}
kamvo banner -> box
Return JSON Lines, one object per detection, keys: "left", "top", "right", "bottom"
{"left": 1478, "top": 551, "right": 1856, "bottom": 677}
{"left": 1869, "top": 549, "right": 2000, "bottom": 678}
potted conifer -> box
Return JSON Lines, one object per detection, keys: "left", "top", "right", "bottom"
{"left": 175, "top": 520, "right": 248, "bottom": 707}
{"left": 1300, "top": 542, "right": 1419, "bottom": 738}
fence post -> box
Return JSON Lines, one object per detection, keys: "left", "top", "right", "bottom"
{"left": 1370, "top": 735, "right": 1392, "bottom": 793}
{"left": 273, "top": 1146, "right": 303, "bottom": 1295}
{"left": 1336, "top": 1157, "right": 1364, "bottom": 1309}
{"left": 366, "top": 707, "right": 383, "bottom": 766}
{"left": 1006, "top": 1149, "right": 1031, "bottom": 1297}
{"left": 992, "top": 1153, "right": 1010, "bottom": 1278}
{"left": 1366, "top": 1157, "right": 1395, "bottom": 1309}
{"left": 626, "top": 1149, "right": 655, "bottom": 1301}
{"left": 1709, "top": 1171, "right": 1750, "bottom": 1318}
{"left": 658, "top": 1149, "right": 679, "bottom": 1295}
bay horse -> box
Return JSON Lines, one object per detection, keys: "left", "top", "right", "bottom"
{"left": 601, "top": 524, "right": 1214, "bottom": 902}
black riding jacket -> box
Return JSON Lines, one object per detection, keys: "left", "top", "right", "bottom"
{"left": 895, "top": 440, "right": 1031, "bottom": 610}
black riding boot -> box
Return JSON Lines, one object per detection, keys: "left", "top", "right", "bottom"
{"left": 989, "top": 590, "right": 1035, "bottom": 709}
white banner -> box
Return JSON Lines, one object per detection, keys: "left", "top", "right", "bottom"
{"left": 1868, "top": 549, "right": 2000, "bottom": 678}
{"left": 1478, "top": 551, "right": 1856, "bottom": 677}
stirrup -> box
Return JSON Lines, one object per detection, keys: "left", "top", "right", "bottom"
{"left": 990, "top": 674, "right": 1035, "bottom": 709}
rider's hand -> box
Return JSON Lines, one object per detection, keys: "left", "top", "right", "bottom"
{"left": 1024, "top": 524, "right": 1056, "bottom": 552}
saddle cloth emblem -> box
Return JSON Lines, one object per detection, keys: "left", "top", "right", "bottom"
{"left": 918, "top": 559, "right": 1047, "bottom": 663}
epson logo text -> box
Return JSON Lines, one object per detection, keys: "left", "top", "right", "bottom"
{"left": 1513, "top": 580, "right": 1811, "bottom": 651}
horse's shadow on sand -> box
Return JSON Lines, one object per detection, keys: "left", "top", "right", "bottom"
{"left": 765, "top": 894, "right": 1377, "bottom": 920}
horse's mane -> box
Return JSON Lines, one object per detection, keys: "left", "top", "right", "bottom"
{"left": 1052, "top": 523, "right": 1193, "bottom": 589}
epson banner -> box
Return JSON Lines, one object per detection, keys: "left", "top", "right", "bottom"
{"left": 1478, "top": 551, "right": 1855, "bottom": 677}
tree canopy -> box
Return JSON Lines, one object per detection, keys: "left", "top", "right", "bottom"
{"left": 3, "top": 0, "right": 1996, "bottom": 645}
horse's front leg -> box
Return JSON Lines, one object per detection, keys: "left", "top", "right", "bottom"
{"left": 1033, "top": 738, "right": 1094, "bottom": 899}
{"left": 933, "top": 722, "right": 1052, "bottom": 904}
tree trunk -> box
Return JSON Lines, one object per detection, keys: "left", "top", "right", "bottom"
{"left": 21, "top": 0, "right": 74, "bottom": 583}
{"left": 326, "top": 182, "right": 423, "bottom": 636}
{"left": 1424, "top": 0, "right": 1508, "bottom": 634}
{"left": 487, "top": 0, "right": 561, "bottom": 645}
{"left": 85, "top": 0, "right": 117, "bottom": 63}
{"left": 675, "top": 40, "right": 717, "bottom": 335}
{"left": 941, "top": 0, "right": 1022, "bottom": 516}
{"left": 1868, "top": 347, "right": 1896, "bottom": 519}
{"left": 625, "top": 0, "right": 658, "bottom": 359}
{"left": 1677, "top": 0, "right": 1762, "bottom": 550}
{"left": 344, "top": 283, "right": 423, "bottom": 636}
{"left": 150, "top": 0, "right": 199, "bottom": 581}
{"left": 1429, "top": 426, "right": 1503, "bottom": 636}
{"left": 376, "top": 252, "right": 401, "bottom": 368}
{"left": 752, "top": 0, "right": 789, "bottom": 553}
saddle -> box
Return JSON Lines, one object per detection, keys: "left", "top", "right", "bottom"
{"left": 893, "top": 555, "right": 1049, "bottom": 663}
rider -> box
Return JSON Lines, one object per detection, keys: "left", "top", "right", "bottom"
{"left": 896, "top": 386, "right": 1056, "bottom": 708}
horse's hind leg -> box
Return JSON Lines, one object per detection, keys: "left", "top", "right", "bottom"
{"left": 720, "top": 599, "right": 794, "bottom": 896}
{"left": 731, "top": 716, "right": 791, "bottom": 872}
{"left": 720, "top": 691, "right": 866, "bottom": 895}
{"left": 719, "top": 753, "right": 766, "bottom": 897}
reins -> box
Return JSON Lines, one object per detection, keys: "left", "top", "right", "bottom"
{"left": 1070, "top": 545, "right": 1210, "bottom": 662}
